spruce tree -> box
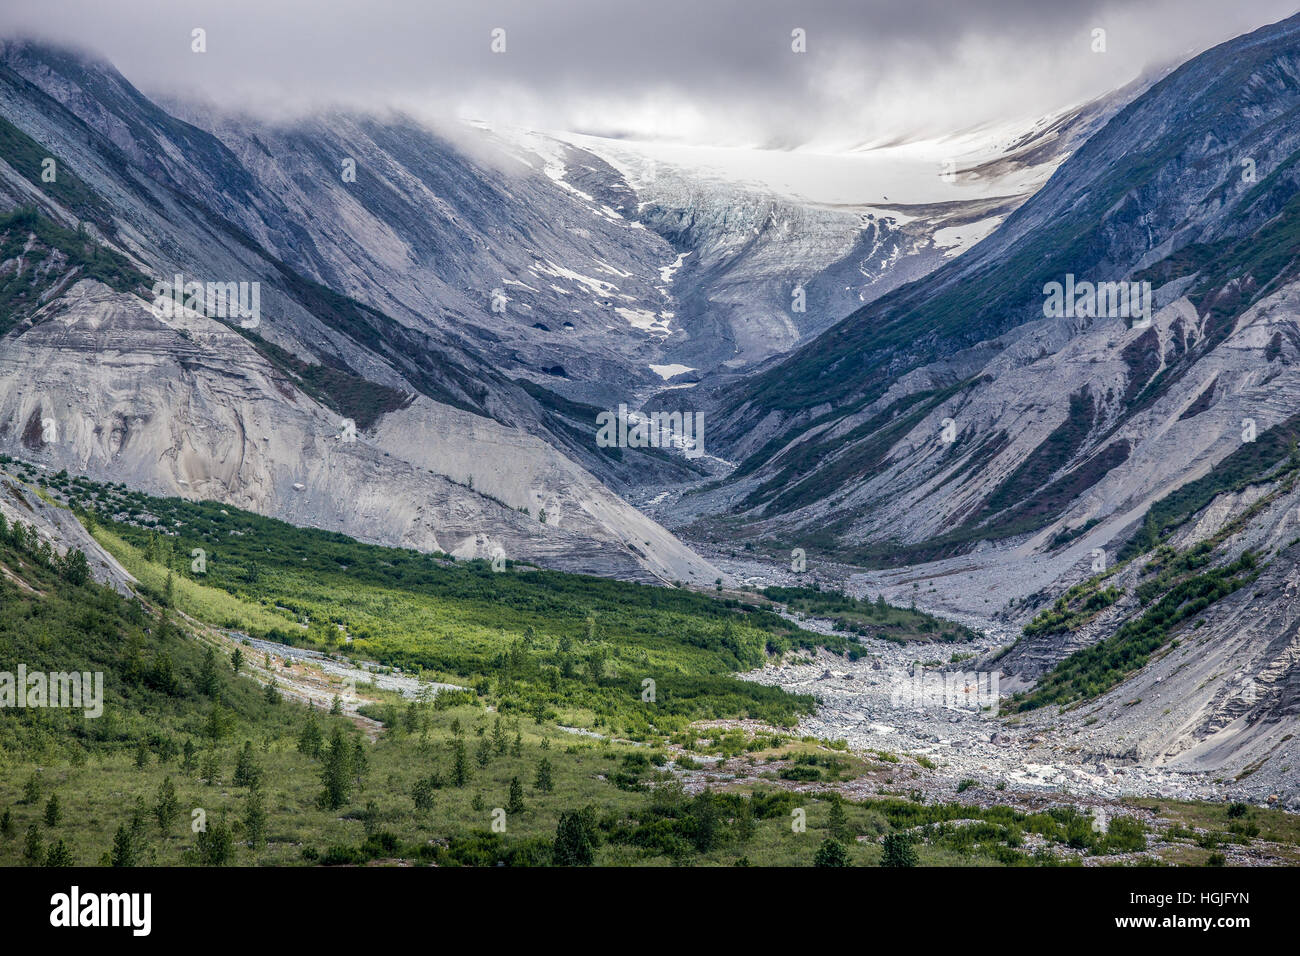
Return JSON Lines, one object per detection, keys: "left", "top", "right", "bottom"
{"left": 507, "top": 777, "right": 525, "bottom": 815}
{"left": 23, "top": 824, "right": 42, "bottom": 865}
{"left": 553, "top": 811, "right": 594, "bottom": 866}
{"left": 451, "top": 739, "right": 470, "bottom": 787}
{"left": 881, "top": 832, "right": 918, "bottom": 867}
{"left": 412, "top": 777, "right": 434, "bottom": 812}
{"left": 196, "top": 817, "right": 233, "bottom": 865}
{"left": 352, "top": 739, "right": 368, "bottom": 791}
{"left": 198, "top": 646, "right": 220, "bottom": 696}
{"left": 297, "top": 713, "right": 324, "bottom": 757}
{"left": 690, "top": 791, "right": 719, "bottom": 852}
{"left": 814, "top": 838, "right": 851, "bottom": 867}
{"left": 233, "top": 740, "right": 261, "bottom": 789}
{"left": 110, "top": 824, "right": 137, "bottom": 867}
{"left": 154, "top": 777, "right": 179, "bottom": 834}
{"left": 534, "top": 757, "right": 554, "bottom": 793}
{"left": 827, "top": 796, "right": 850, "bottom": 844}
{"left": 318, "top": 727, "right": 353, "bottom": 810}
{"left": 244, "top": 787, "right": 267, "bottom": 849}
{"left": 44, "top": 839, "right": 74, "bottom": 867}
{"left": 200, "top": 748, "right": 221, "bottom": 785}
{"left": 735, "top": 798, "right": 756, "bottom": 843}
{"left": 43, "top": 793, "right": 61, "bottom": 828}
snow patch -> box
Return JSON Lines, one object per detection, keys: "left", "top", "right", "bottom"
{"left": 649, "top": 363, "right": 695, "bottom": 380}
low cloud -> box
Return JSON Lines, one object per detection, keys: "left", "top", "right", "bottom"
{"left": 2, "top": 0, "right": 1297, "bottom": 144}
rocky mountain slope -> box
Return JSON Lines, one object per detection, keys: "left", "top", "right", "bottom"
{"left": 657, "top": 12, "right": 1300, "bottom": 792}
{"left": 563, "top": 96, "right": 1131, "bottom": 379}
{"left": 0, "top": 36, "right": 1121, "bottom": 585}
{"left": 0, "top": 41, "right": 724, "bottom": 583}
{"left": 681, "top": 12, "right": 1300, "bottom": 570}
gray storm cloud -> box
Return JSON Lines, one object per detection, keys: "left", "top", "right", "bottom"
{"left": 2, "top": 0, "right": 1297, "bottom": 143}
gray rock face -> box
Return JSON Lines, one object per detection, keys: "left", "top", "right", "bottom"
{"left": 0, "top": 468, "right": 133, "bottom": 592}
{"left": 647, "top": 15, "right": 1300, "bottom": 791}
{"left": 0, "top": 39, "right": 734, "bottom": 582}
{"left": 0, "top": 37, "right": 1112, "bottom": 586}
{"left": 565, "top": 94, "right": 1130, "bottom": 381}
{"left": 0, "top": 280, "right": 720, "bottom": 584}
{"left": 696, "top": 13, "right": 1300, "bottom": 535}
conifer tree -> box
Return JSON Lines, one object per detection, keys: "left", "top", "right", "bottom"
{"left": 244, "top": 787, "right": 267, "bottom": 849}
{"left": 814, "top": 838, "right": 850, "bottom": 867}
{"left": 535, "top": 757, "right": 554, "bottom": 793}
{"left": 43, "top": 793, "right": 61, "bottom": 828}
{"left": 44, "top": 838, "right": 73, "bottom": 867}
{"left": 23, "top": 824, "right": 42, "bottom": 865}
{"left": 412, "top": 777, "right": 434, "bottom": 812}
{"left": 233, "top": 741, "right": 261, "bottom": 789}
{"left": 451, "top": 739, "right": 470, "bottom": 788}
{"left": 200, "top": 748, "right": 221, "bottom": 785}
{"left": 154, "top": 777, "right": 179, "bottom": 834}
{"left": 553, "top": 811, "right": 594, "bottom": 866}
{"left": 298, "top": 713, "right": 324, "bottom": 757}
{"left": 318, "top": 727, "right": 353, "bottom": 810}
{"left": 827, "top": 795, "right": 850, "bottom": 844}
{"left": 198, "top": 646, "right": 220, "bottom": 696}
{"left": 881, "top": 832, "right": 918, "bottom": 867}
{"left": 352, "top": 739, "right": 368, "bottom": 791}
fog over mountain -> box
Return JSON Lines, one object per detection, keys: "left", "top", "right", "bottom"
{"left": 2, "top": 0, "right": 1296, "bottom": 143}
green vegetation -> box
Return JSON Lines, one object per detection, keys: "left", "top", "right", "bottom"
{"left": 761, "top": 585, "right": 976, "bottom": 646}
{"left": 1, "top": 464, "right": 1291, "bottom": 866}
{"left": 233, "top": 329, "right": 413, "bottom": 431}
{"left": 0, "top": 207, "right": 147, "bottom": 335}
{"left": 1022, "top": 572, "right": 1123, "bottom": 637}
{"left": 1015, "top": 551, "right": 1258, "bottom": 710}
{"left": 0, "top": 117, "right": 114, "bottom": 227}
{"left": 44, "top": 476, "right": 856, "bottom": 736}
{"left": 1120, "top": 420, "right": 1300, "bottom": 562}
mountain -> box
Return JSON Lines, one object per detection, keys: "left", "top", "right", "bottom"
{"left": 0, "top": 39, "right": 724, "bottom": 583}
{"left": 683, "top": 12, "right": 1300, "bottom": 568}
{"left": 561, "top": 98, "right": 1130, "bottom": 378}
{"left": 663, "top": 12, "right": 1300, "bottom": 788}
{"left": 0, "top": 35, "right": 1128, "bottom": 584}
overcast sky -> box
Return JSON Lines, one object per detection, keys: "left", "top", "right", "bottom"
{"left": 2, "top": 1, "right": 1297, "bottom": 146}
